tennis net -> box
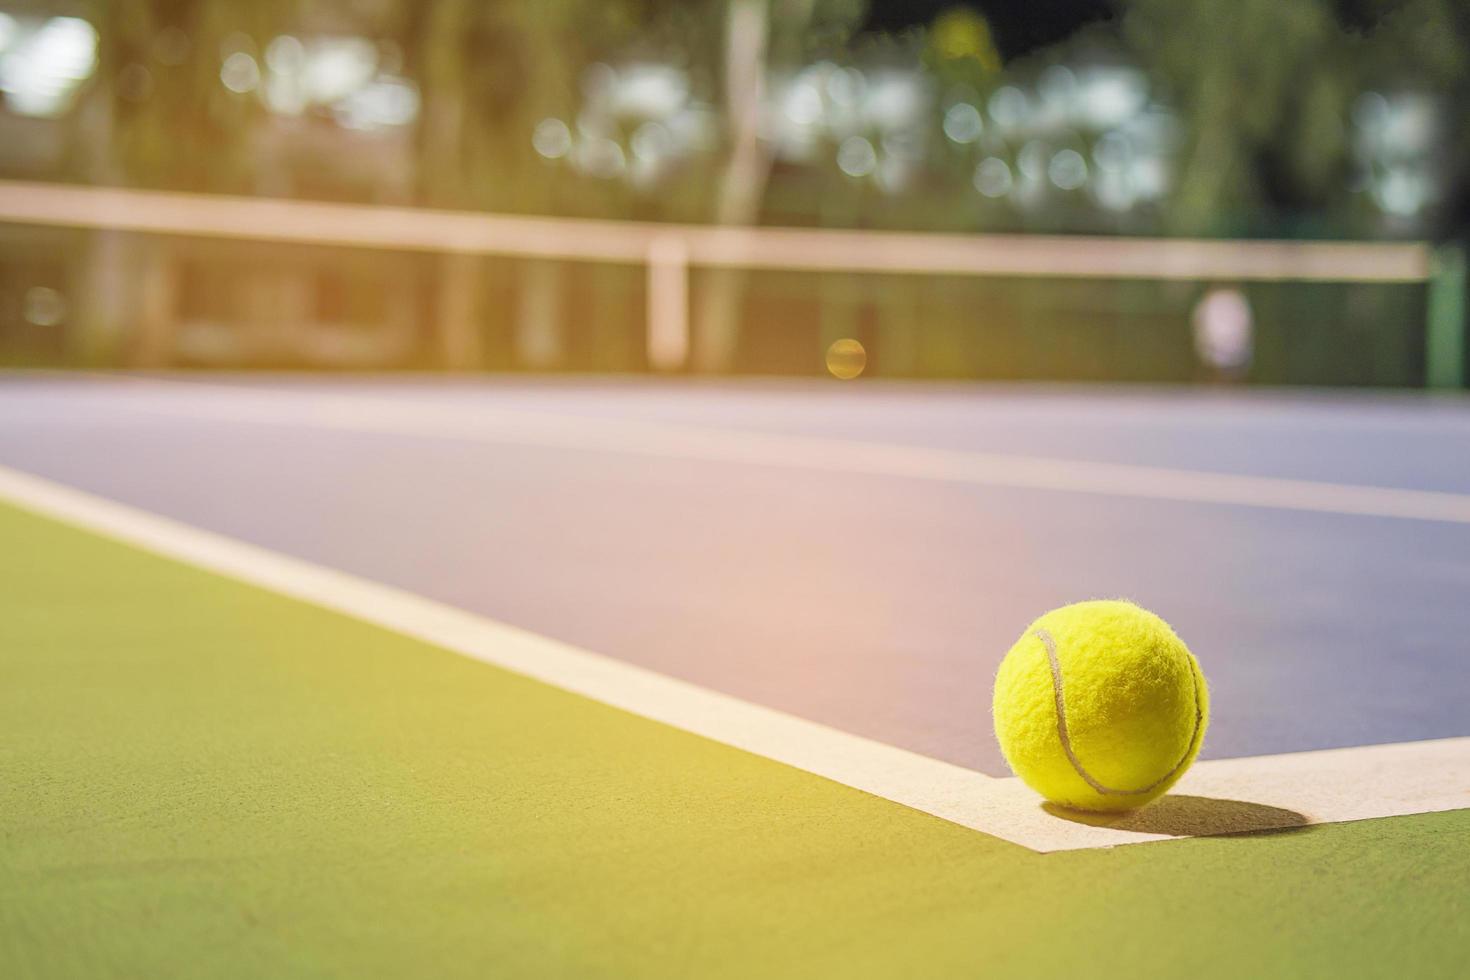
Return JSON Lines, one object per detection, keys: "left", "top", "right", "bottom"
{"left": 0, "top": 180, "right": 1461, "bottom": 387}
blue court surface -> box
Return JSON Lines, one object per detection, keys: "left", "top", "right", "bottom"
{"left": 2, "top": 374, "right": 1466, "bottom": 774}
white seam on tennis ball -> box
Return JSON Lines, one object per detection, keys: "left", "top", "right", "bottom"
{"left": 1036, "top": 628, "right": 1203, "bottom": 797}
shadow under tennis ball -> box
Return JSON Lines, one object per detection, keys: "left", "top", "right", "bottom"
{"left": 1041, "top": 795, "right": 1311, "bottom": 839}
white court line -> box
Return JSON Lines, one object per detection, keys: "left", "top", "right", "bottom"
{"left": 1, "top": 462, "right": 1467, "bottom": 852}
{"left": 82, "top": 384, "right": 1470, "bottom": 525}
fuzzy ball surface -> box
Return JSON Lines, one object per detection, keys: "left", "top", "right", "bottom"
{"left": 992, "top": 600, "right": 1209, "bottom": 812}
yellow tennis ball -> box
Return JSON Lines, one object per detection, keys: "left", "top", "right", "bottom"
{"left": 992, "top": 600, "right": 1209, "bottom": 812}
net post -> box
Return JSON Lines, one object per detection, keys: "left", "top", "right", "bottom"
{"left": 647, "top": 235, "right": 690, "bottom": 371}
{"left": 1426, "top": 244, "right": 1466, "bottom": 390}
{"left": 437, "top": 251, "right": 482, "bottom": 371}
{"left": 516, "top": 260, "right": 565, "bottom": 369}
{"left": 133, "top": 238, "right": 179, "bottom": 367}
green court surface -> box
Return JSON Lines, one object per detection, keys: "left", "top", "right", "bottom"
{"left": 2, "top": 498, "right": 1466, "bottom": 979}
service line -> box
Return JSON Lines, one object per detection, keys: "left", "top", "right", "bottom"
{"left": 91, "top": 383, "right": 1470, "bottom": 526}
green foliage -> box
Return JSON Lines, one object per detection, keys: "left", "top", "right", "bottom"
{"left": 1120, "top": 0, "right": 1469, "bottom": 236}
{"left": 402, "top": 0, "right": 728, "bottom": 214}
{"left": 1120, "top": 0, "right": 1344, "bottom": 234}
{"left": 60, "top": 0, "right": 1469, "bottom": 235}
{"left": 80, "top": 0, "right": 297, "bottom": 190}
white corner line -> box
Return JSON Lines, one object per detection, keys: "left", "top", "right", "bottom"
{"left": 1, "top": 463, "right": 1466, "bottom": 853}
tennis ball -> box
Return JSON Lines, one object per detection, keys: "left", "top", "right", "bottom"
{"left": 992, "top": 600, "right": 1208, "bottom": 812}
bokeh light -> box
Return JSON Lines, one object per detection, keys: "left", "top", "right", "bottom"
{"left": 825, "top": 339, "right": 867, "bottom": 380}
{"left": 0, "top": 16, "right": 98, "bottom": 117}
{"left": 220, "top": 52, "right": 260, "bottom": 94}
{"left": 836, "top": 136, "right": 877, "bottom": 178}
{"left": 22, "top": 286, "right": 66, "bottom": 327}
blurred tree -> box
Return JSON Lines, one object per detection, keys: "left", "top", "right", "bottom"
{"left": 66, "top": 1, "right": 296, "bottom": 363}
{"left": 695, "top": 0, "right": 867, "bottom": 371}
{"left": 400, "top": 0, "right": 727, "bottom": 215}
{"left": 395, "top": 0, "right": 727, "bottom": 368}
{"left": 392, "top": 0, "right": 867, "bottom": 371}
{"left": 79, "top": 0, "right": 295, "bottom": 191}
{"left": 1121, "top": 0, "right": 1470, "bottom": 238}
{"left": 1120, "top": 0, "right": 1350, "bottom": 236}
{"left": 1347, "top": 0, "right": 1470, "bottom": 237}
{"left": 693, "top": 0, "right": 779, "bottom": 371}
